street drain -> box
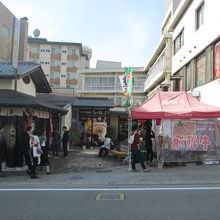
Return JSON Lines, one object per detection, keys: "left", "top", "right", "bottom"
{"left": 71, "top": 176, "right": 84, "bottom": 180}
{"left": 96, "top": 169, "right": 112, "bottom": 173}
{"left": 96, "top": 193, "right": 125, "bottom": 200}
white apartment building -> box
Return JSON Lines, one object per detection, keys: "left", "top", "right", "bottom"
{"left": 27, "top": 37, "right": 92, "bottom": 95}
{"left": 145, "top": 0, "right": 220, "bottom": 108}
{"left": 169, "top": 0, "right": 220, "bottom": 107}
{"left": 76, "top": 60, "right": 147, "bottom": 140}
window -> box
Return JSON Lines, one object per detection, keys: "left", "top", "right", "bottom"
{"left": 61, "top": 75, "right": 65, "bottom": 78}
{"left": 196, "top": 52, "right": 206, "bottom": 86}
{"left": 46, "top": 49, "right": 50, "bottom": 52}
{"left": 67, "top": 60, "right": 75, "bottom": 67}
{"left": 67, "top": 85, "right": 75, "bottom": 88}
{"left": 62, "top": 62, "right": 66, "bottom": 65}
{"left": 196, "top": 2, "right": 204, "bottom": 30}
{"left": 214, "top": 41, "right": 220, "bottom": 78}
{"left": 51, "top": 47, "right": 61, "bottom": 54}
{"left": 51, "top": 59, "right": 61, "bottom": 67}
{"left": 50, "top": 71, "right": 60, "bottom": 79}
{"left": 185, "top": 64, "right": 191, "bottom": 90}
{"left": 2, "top": 25, "right": 9, "bottom": 37}
{"left": 84, "top": 77, "right": 115, "bottom": 90}
{"left": 173, "top": 29, "right": 184, "bottom": 55}
{"left": 115, "top": 97, "right": 123, "bottom": 106}
{"left": 67, "top": 72, "right": 76, "bottom": 80}
{"left": 30, "top": 47, "right": 39, "bottom": 54}
{"left": 62, "top": 50, "right": 67, "bottom": 53}
{"left": 133, "top": 76, "right": 146, "bottom": 91}
{"left": 40, "top": 49, "right": 45, "bottom": 52}
{"left": 68, "top": 49, "right": 76, "bottom": 56}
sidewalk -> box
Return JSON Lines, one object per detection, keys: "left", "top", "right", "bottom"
{"left": 1, "top": 163, "right": 220, "bottom": 188}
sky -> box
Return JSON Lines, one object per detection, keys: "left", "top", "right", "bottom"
{"left": 1, "top": 0, "right": 164, "bottom": 68}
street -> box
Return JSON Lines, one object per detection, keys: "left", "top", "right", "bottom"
{"left": 1, "top": 164, "right": 220, "bottom": 220}
{"left": 0, "top": 187, "right": 220, "bottom": 220}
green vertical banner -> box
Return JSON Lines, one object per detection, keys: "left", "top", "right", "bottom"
{"left": 124, "top": 67, "right": 133, "bottom": 107}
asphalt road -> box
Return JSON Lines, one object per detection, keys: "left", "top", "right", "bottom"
{"left": 0, "top": 187, "right": 220, "bottom": 220}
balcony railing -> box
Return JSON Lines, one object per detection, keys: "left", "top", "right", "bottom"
{"left": 67, "top": 55, "right": 78, "bottom": 60}
{"left": 29, "top": 52, "right": 39, "bottom": 58}
{"left": 50, "top": 79, "right": 60, "bottom": 84}
{"left": 144, "top": 51, "right": 165, "bottom": 91}
{"left": 50, "top": 66, "right": 61, "bottom": 71}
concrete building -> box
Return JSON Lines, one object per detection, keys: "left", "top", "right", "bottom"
{"left": 77, "top": 60, "right": 146, "bottom": 140}
{"left": 168, "top": 0, "right": 220, "bottom": 107}
{"left": 0, "top": 1, "right": 28, "bottom": 61}
{"left": 145, "top": 0, "right": 220, "bottom": 107}
{"left": 27, "top": 37, "right": 92, "bottom": 95}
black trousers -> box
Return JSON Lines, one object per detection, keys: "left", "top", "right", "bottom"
{"left": 131, "top": 149, "right": 146, "bottom": 170}
{"left": 24, "top": 150, "right": 37, "bottom": 176}
{"left": 0, "top": 157, "right": 2, "bottom": 173}
{"left": 52, "top": 144, "right": 59, "bottom": 157}
{"left": 98, "top": 148, "right": 108, "bottom": 157}
{"left": 63, "top": 143, "right": 68, "bottom": 156}
{"left": 146, "top": 146, "right": 154, "bottom": 162}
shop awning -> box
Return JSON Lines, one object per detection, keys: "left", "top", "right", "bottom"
{"left": 0, "top": 90, "right": 66, "bottom": 114}
{"left": 132, "top": 91, "right": 220, "bottom": 119}
{"left": 72, "top": 97, "right": 114, "bottom": 108}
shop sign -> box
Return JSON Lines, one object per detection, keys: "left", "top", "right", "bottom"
{"left": 214, "top": 42, "right": 220, "bottom": 77}
{"left": 24, "top": 109, "right": 49, "bottom": 118}
{"left": 196, "top": 54, "right": 206, "bottom": 85}
{"left": 0, "top": 107, "right": 23, "bottom": 116}
{"left": 171, "top": 120, "right": 217, "bottom": 151}
{"left": 93, "top": 122, "right": 107, "bottom": 138}
{"left": 0, "top": 107, "right": 7, "bottom": 116}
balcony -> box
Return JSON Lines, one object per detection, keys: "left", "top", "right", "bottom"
{"left": 49, "top": 79, "right": 60, "bottom": 84}
{"left": 50, "top": 66, "right": 61, "bottom": 71}
{"left": 67, "top": 67, "right": 78, "bottom": 72}
{"left": 67, "top": 55, "right": 78, "bottom": 60}
{"left": 29, "top": 52, "right": 39, "bottom": 58}
{"left": 51, "top": 54, "right": 61, "bottom": 59}
{"left": 66, "top": 79, "right": 77, "bottom": 84}
{"left": 144, "top": 52, "right": 165, "bottom": 92}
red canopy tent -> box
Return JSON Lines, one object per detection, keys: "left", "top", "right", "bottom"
{"left": 132, "top": 91, "right": 220, "bottom": 119}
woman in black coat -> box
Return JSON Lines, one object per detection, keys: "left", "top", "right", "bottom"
{"left": 144, "top": 121, "right": 155, "bottom": 165}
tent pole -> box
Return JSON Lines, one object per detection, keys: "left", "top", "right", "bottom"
{"left": 127, "top": 107, "right": 132, "bottom": 171}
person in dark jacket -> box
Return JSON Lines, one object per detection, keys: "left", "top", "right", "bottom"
{"left": 62, "top": 126, "right": 69, "bottom": 157}
{"left": 0, "top": 126, "right": 7, "bottom": 177}
{"left": 52, "top": 130, "right": 61, "bottom": 159}
{"left": 144, "top": 120, "right": 155, "bottom": 165}
{"left": 39, "top": 129, "right": 51, "bottom": 175}
{"left": 23, "top": 126, "right": 39, "bottom": 178}
{"left": 131, "top": 124, "right": 151, "bottom": 173}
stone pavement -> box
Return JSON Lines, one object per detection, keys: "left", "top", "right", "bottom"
{"left": 1, "top": 148, "right": 220, "bottom": 188}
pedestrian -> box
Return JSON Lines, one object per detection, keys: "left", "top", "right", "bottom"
{"left": 52, "top": 130, "right": 61, "bottom": 159}
{"left": 62, "top": 126, "right": 70, "bottom": 157}
{"left": 0, "top": 126, "right": 7, "bottom": 177}
{"left": 23, "top": 126, "right": 37, "bottom": 178}
{"left": 30, "top": 130, "right": 43, "bottom": 179}
{"left": 131, "top": 124, "right": 151, "bottom": 172}
{"left": 39, "top": 129, "right": 51, "bottom": 175}
{"left": 144, "top": 120, "right": 155, "bottom": 165}
{"left": 98, "top": 135, "right": 111, "bottom": 157}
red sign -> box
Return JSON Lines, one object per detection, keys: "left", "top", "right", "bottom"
{"left": 214, "top": 42, "right": 220, "bottom": 77}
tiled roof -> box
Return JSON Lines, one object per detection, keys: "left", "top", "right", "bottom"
{"left": 37, "top": 94, "right": 75, "bottom": 108}
{"left": 0, "top": 61, "right": 39, "bottom": 77}
{"left": 73, "top": 97, "right": 114, "bottom": 108}
{"left": 0, "top": 90, "right": 66, "bottom": 114}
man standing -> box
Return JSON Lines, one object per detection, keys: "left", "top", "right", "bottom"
{"left": 62, "top": 126, "right": 69, "bottom": 157}
{"left": 0, "top": 126, "right": 7, "bottom": 177}
{"left": 131, "top": 124, "right": 151, "bottom": 172}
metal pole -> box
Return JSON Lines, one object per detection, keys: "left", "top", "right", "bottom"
{"left": 127, "top": 107, "right": 132, "bottom": 171}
